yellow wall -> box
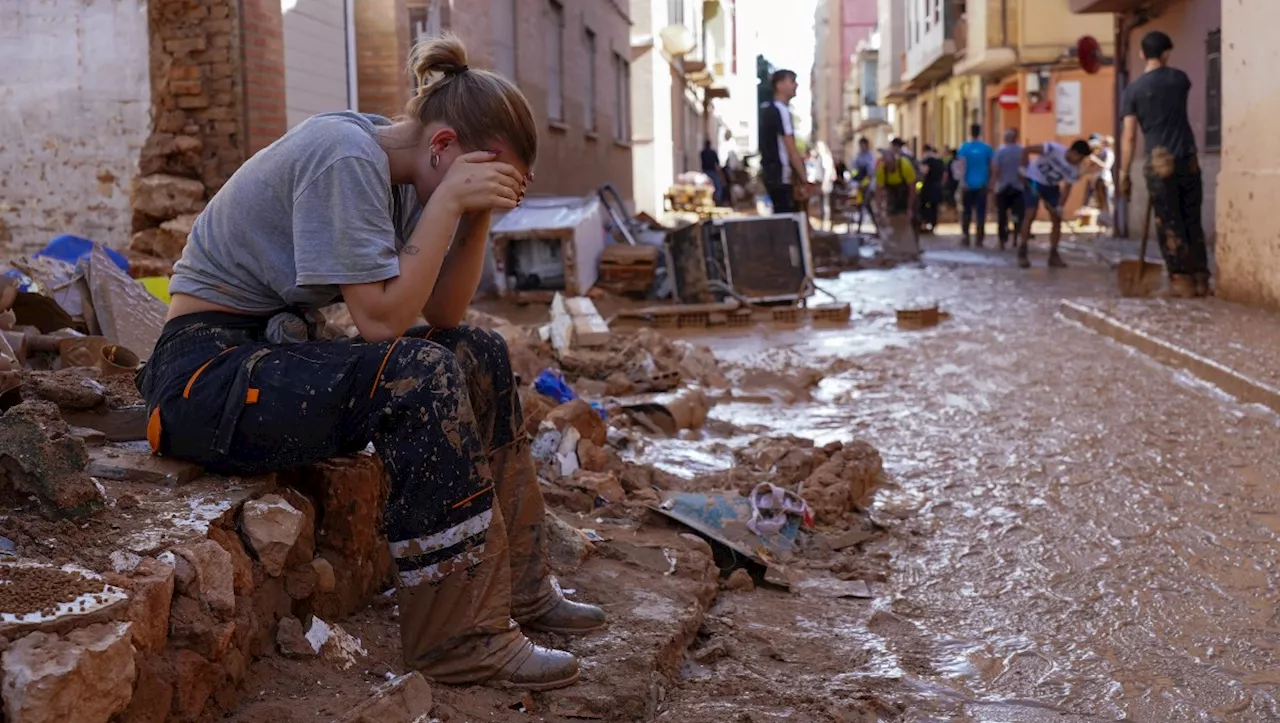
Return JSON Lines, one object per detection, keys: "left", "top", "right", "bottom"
{"left": 1216, "top": 0, "right": 1280, "bottom": 308}
{"left": 1019, "top": 0, "right": 1113, "bottom": 63}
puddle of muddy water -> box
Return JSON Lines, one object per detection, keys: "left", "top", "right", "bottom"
{"left": 644, "top": 254, "right": 1280, "bottom": 723}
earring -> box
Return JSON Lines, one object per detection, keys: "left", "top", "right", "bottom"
{"left": 430, "top": 153, "right": 440, "bottom": 169}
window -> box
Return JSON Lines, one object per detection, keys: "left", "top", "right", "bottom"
{"left": 1205, "top": 29, "right": 1221, "bottom": 151}
{"left": 668, "top": 0, "right": 684, "bottom": 24}
{"left": 547, "top": 1, "right": 565, "bottom": 121}
{"left": 613, "top": 52, "right": 631, "bottom": 142}
{"left": 492, "top": 0, "right": 517, "bottom": 81}
{"left": 585, "top": 29, "right": 597, "bottom": 132}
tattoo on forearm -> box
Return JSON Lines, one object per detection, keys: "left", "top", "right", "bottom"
{"left": 402, "top": 244, "right": 420, "bottom": 256}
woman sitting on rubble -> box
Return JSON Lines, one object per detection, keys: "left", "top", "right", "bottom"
{"left": 135, "top": 33, "right": 603, "bottom": 691}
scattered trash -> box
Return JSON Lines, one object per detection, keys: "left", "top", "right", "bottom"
{"left": 746, "top": 483, "right": 813, "bottom": 536}
{"left": 534, "top": 370, "right": 607, "bottom": 418}
{"left": 652, "top": 491, "right": 802, "bottom": 567}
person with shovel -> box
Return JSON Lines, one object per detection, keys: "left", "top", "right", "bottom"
{"left": 1015, "top": 139, "right": 1095, "bottom": 268}
{"left": 136, "top": 33, "right": 604, "bottom": 692}
{"left": 1118, "top": 30, "right": 1211, "bottom": 297}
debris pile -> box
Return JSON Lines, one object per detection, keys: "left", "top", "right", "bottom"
{"left": 732, "top": 436, "right": 885, "bottom": 525}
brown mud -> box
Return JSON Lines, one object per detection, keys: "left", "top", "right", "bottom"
{"left": 6, "top": 237, "right": 1276, "bottom": 721}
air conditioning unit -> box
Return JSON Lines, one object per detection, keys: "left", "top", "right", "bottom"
{"left": 665, "top": 214, "right": 814, "bottom": 304}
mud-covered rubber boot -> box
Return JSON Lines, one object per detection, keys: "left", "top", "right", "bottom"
{"left": 1160, "top": 274, "right": 1197, "bottom": 299}
{"left": 1016, "top": 244, "right": 1031, "bottom": 269}
{"left": 490, "top": 643, "right": 581, "bottom": 691}
{"left": 1047, "top": 249, "right": 1068, "bottom": 268}
{"left": 522, "top": 597, "right": 607, "bottom": 635}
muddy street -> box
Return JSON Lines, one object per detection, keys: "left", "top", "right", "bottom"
{"left": 640, "top": 239, "right": 1280, "bottom": 722}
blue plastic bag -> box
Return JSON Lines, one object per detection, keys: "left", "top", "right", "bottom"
{"left": 533, "top": 369, "right": 607, "bottom": 419}
{"left": 35, "top": 235, "right": 129, "bottom": 273}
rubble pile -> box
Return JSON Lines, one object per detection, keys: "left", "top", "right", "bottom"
{"left": 0, "top": 454, "right": 394, "bottom": 722}
{"left": 732, "top": 435, "right": 885, "bottom": 526}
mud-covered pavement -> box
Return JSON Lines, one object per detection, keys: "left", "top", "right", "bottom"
{"left": 641, "top": 238, "right": 1280, "bottom": 722}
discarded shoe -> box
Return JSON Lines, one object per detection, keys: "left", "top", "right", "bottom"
{"left": 491, "top": 643, "right": 580, "bottom": 691}
{"left": 522, "top": 597, "right": 607, "bottom": 635}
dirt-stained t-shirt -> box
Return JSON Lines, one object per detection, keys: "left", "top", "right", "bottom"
{"left": 1121, "top": 66, "right": 1197, "bottom": 159}
{"left": 169, "top": 112, "right": 421, "bottom": 314}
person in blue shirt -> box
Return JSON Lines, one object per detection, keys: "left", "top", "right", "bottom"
{"left": 955, "top": 124, "right": 996, "bottom": 247}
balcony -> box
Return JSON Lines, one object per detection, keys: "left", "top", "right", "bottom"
{"left": 904, "top": 0, "right": 959, "bottom": 89}
{"left": 1070, "top": 0, "right": 1145, "bottom": 12}
{"left": 953, "top": 0, "right": 1018, "bottom": 77}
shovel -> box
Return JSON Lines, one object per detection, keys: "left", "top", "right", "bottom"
{"left": 1117, "top": 198, "right": 1163, "bottom": 297}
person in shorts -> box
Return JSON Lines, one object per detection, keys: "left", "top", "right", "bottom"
{"left": 1016, "top": 139, "right": 1093, "bottom": 269}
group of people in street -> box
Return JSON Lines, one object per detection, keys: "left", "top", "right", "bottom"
{"left": 757, "top": 28, "right": 1209, "bottom": 294}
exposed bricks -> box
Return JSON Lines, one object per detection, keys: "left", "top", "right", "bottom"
{"left": 240, "top": 0, "right": 287, "bottom": 156}
{"left": 129, "top": 0, "right": 287, "bottom": 273}
{"left": 356, "top": 0, "right": 411, "bottom": 118}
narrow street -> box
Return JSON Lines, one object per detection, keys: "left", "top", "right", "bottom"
{"left": 637, "top": 237, "right": 1280, "bottom": 722}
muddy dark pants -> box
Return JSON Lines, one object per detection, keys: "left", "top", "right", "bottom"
{"left": 767, "top": 184, "right": 798, "bottom": 214}
{"left": 995, "top": 187, "right": 1025, "bottom": 246}
{"left": 136, "top": 312, "right": 559, "bottom": 683}
{"left": 1145, "top": 152, "right": 1210, "bottom": 280}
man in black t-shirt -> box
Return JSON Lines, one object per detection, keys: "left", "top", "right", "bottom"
{"left": 758, "top": 69, "right": 812, "bottom": 214}
{"left": 1119, "top": 30, "right": 1210, "bottom": 297}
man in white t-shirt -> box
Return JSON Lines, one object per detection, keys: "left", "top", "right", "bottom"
{"left": 1016, "top": 139, "right": 1093, "bottom": 269}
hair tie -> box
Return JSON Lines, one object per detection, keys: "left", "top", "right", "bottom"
{"left": 446, "top": 65, "right": 469, "bottom": 76}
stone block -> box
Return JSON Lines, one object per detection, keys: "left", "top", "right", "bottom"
{"left": 172, "top": 539, "right": 235, "bottom": 617}
{"left": 170, "top": 79, "right": 204, "bottom": 96}
{"left": 310, "top": 557, "right": 336, "bottom": 593}
{"left": 176, "top": 94, "right": 211, "bottom": 110}
{"left": 278, "top": 487, "right": 316, "bottom": 566}
{"left": 340, "top": 672, "right": 433, "bottom": 723}
{"left": 545, "top": 510, "right": 595, "bottom": 573}
{"left": 163, "top": 37, "right": 206, "bottom": 54}
{"left": 120, "top": 558, "right": 174, "bottom": 654}
{"left": 285, "top": 455, "right": 392, "bottom": 618}
{"left": 206, "top": 525, "right": 253, "bottom": 598}
{"left": 240, "top": 494, "right": 304, "bottom": 577}
{"left": 0, "top": 401, "right": 103, "bottom": 518}
{"left": 1, "top": 622, "right": 136, "bottom": 723}
{"left": 117, "top": 653, "right": 174, "bottom": 723}
{"left": 131, "top": 174, "right": 205, "bottom": 221}
{"left": 171, "top": 649, "right": 220, "bottom": 721}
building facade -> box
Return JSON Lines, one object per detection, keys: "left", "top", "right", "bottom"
{"left": 812, "top": 0, "right": 878, "bottom": 157}
{"left": 0, "top": 0, "right": 633, "bottom": 260}
{"left": 1214, "top": 0, "right": 1275, "bottom": 308}
{"left": 629, "top": 0, "right": 736, "bottom": 217}
{"left": 1072, "top": 0, "right": 1219, "bottom": 243}
{"left": 946, "top": 0, "right": 1115, "bottom": 216}
{"left": 842, "top": 35, "right": 892, "bottom": 161}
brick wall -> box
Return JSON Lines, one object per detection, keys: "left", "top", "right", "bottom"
{"left": 356, "top": 0, "right": 411, "bottom": 118}
{"left": 0, "top": 0, "right": 151, "bottom": 257}
{"left": 240, "top": 0, "right": 289, "bottom": 156}
{"left": 449, "top": 0, "right": 634, "bottom": 201}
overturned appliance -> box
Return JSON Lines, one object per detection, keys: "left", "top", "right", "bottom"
{"left": 489, "top": 195, "right": 607, "bottom": 298}
{"left": 665, "top": 212, "right": 814, "bottom": 304}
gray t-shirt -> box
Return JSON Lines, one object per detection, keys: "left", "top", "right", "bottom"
{"left": 170, "top": 111, "right": 421, "bottom": 313}
{"left": 993, "top": 144, "right": 1024, "bottom": 192}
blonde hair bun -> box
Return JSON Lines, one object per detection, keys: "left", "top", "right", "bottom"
{"left": 408, "top": 32, "right": 469, "bottom": 88}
